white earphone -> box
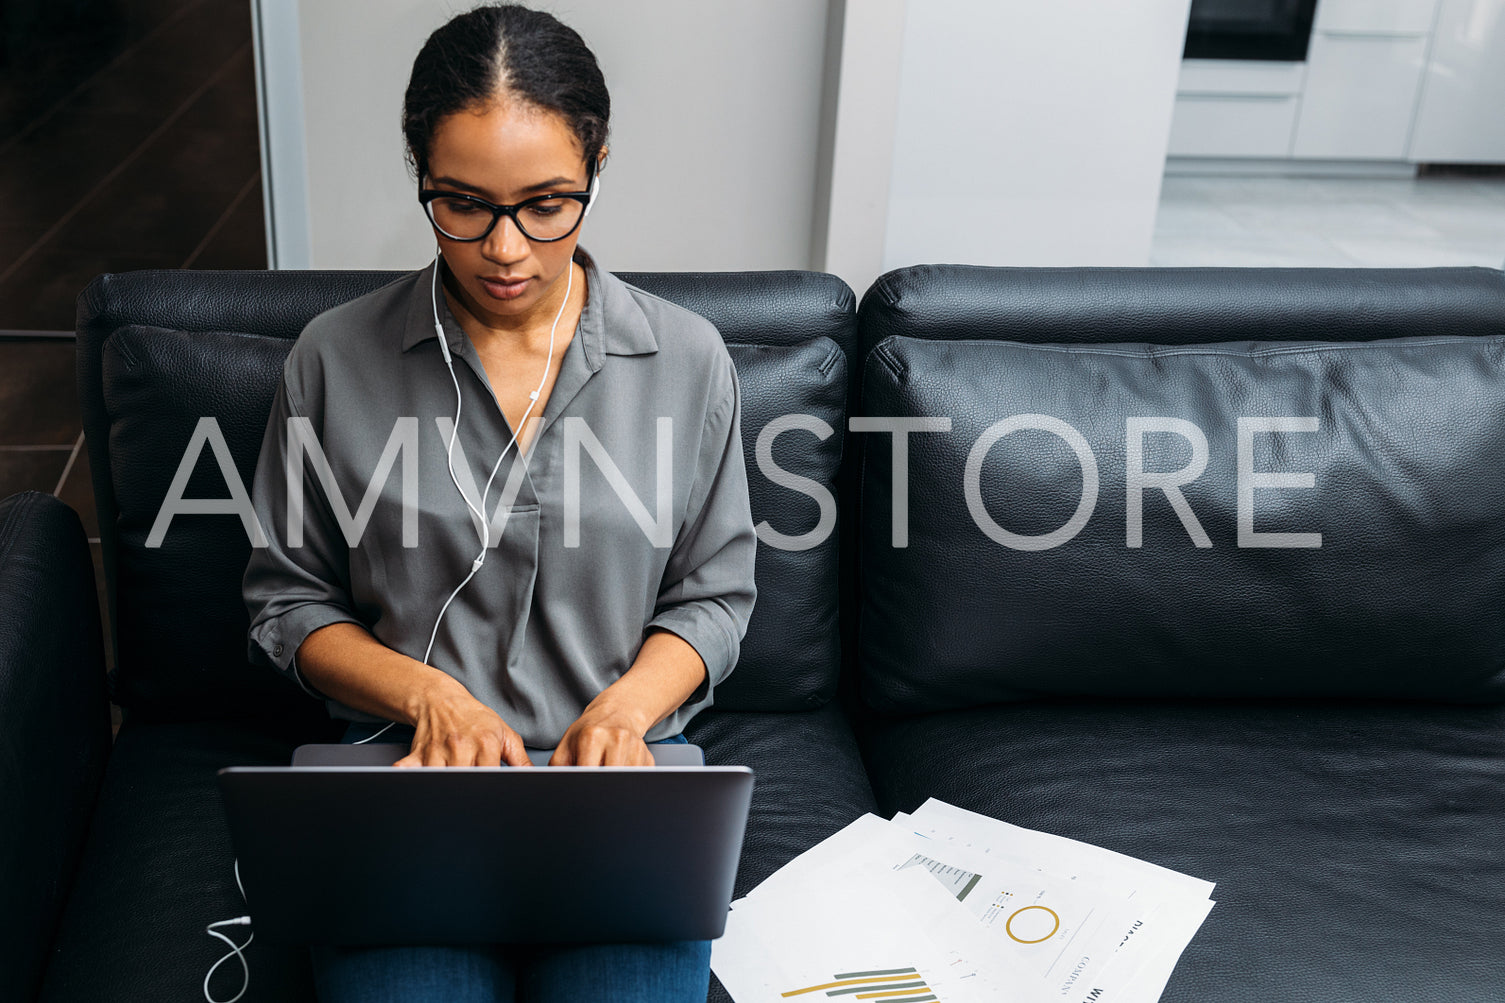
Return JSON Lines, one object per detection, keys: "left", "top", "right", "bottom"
{"left": 356, "top": 246, "right": 570, "bottom": 747}
{"left": 583, "top": 170, "right": 600, "bottom": 218}
{"left": 424, "top": 247, "right": 569, "bottom": 641}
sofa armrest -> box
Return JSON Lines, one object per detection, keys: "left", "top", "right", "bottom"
{"left": 0, "top": 491, "right": 111, "bottom": 1000}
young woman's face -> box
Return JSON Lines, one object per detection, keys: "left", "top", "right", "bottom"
{"left": 425, "top": 98, "right": 594, "bottom": 327}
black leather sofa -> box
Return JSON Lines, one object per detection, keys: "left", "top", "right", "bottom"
{"left": 6, "top": 263, "right": 1505, "bottom": 1002}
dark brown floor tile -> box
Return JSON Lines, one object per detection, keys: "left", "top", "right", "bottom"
{"left": 0, "top": 4, "right": 234, "bottom": 226}
{"left": 0, "top": 108, "right": 161, "bottom": 233}
{"left": 51, "top": 168, "right": 249, "bottom": 263}
{"left": 56, "top": 437, "right": 97, "bottom": 537}
{"left": 0, "top": 9, "right": 136, "bottom": 135}
{"left": 118, "top": 41, "right": 260, "bottom": 190}
{"left": 185, "top": 174, "right": 268, "bottom": 270}
{"left": 0, "top": 223, "right": 54, "bottom": 265}
{"left": 0, "top": 0, "right": 248, "bottom": 134}
{"left": 0, "top": 0, "right": 205, "bottom": 132}
{"left": 0, "top": 0, "right": 259, "bottom": 328}
{"left": 0, "top": 40, "right": 259, "bottom": 262}
{"left": 0, "top": 340, "right": 80, "bottom": 444}
{"left": 61, "top": 0, "right": 252, "bottom": 121}
{"left": 0, "top": 244, "right": 182, "bottom": 330}
{"left": 0, "top": 447, "right": 71, "bottom": 497}
{"left": 0, "top": 39, "right": 261, "bottom": 326}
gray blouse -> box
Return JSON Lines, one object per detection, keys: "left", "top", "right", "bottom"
{"left": 242, "top": 247, "right": 757, "bottom": 746}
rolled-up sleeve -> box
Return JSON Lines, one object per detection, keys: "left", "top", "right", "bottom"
{"left": 242, "top": 367, "right": 367, "bottom": 702}
{"left": 644, "top": 358, "right": 758, "bottom": 703}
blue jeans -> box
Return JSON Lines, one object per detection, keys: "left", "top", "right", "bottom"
{"left": 309, "top": 721, "right": 711, "bottom": 1003}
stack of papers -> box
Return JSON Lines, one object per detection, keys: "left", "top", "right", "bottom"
{"left": 712, "top": 799, "right": 1215, "bottom": 1003}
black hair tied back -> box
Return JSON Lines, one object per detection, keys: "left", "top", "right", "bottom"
{"left": 402, "top": 3, "right": 611, "bottom": 187}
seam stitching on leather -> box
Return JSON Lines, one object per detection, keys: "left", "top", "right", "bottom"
{"left": 818, "top": 342, "right": 840, "bottom": 377}
{"left": 924, "top": 335, "right": 1505, "bottom": 360}
{"left": 103, "top": 327, "right": 139, "bottom": 370}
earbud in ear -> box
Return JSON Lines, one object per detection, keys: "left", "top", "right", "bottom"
{"left": 583, "top": 173, "right": 601, "bottom": 218}
{"left": 431, "top": 247, "right": 454, "bottom": 366}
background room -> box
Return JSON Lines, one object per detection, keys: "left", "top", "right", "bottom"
{"left": 2, "top": 0, "right": 1502, "bottom": 731}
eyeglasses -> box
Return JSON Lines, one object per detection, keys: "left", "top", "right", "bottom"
{"left": 419, "top": 175, "right": 593, "bottom": 243}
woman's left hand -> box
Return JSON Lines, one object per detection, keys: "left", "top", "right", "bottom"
{"left": 550, "top": 702, "right": 655, "bottom": 766}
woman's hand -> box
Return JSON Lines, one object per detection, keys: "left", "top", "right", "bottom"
{"left": 393, "top": 672, "right": 531, "bottom": 768}
{"left": 548, "top": 629, "right": 709, "bottom": 766}
{"left": 549, "top": 702, "right": 656, "bottom": 767}
{"left": 295, "top": 623, "right": 530, "bottom": 767}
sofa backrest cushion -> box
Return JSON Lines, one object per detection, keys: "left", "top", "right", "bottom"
{"left": 858, "top": 265, "right": 1505, "bottom": 354}
{"left": 78, "top": 268, "right": 854, "bottom": 720}
{"left": 856, "top": 266, "right": 1505, "bottom": 713}
{"left": 723, "top": 339, "right": 847, "bottom": 708}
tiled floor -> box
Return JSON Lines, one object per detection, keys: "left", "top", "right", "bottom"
{"left": 0, "top": 0, "right": 265, "bottom": 331}
{"left": 1153, "top": 172, "right": 1505, "bottom": 268}
{"left": 0, "top": 0, "right": 265, "bottom": 736}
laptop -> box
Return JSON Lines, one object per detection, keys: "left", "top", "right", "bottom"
{"left": 217, "top": 745, "right": 752, "bottom": 945}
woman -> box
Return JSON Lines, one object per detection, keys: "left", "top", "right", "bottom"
{"left": 241, "top": 4, "right": 758, "bottom": 1000}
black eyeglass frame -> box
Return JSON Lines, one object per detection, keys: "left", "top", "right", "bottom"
{"left": 418, "top": 163, "right": 597, "bottom": 243}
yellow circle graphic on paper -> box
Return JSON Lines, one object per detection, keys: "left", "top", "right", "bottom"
{"left": 1005, "top": 905, "right": 1061, "bottom": 944}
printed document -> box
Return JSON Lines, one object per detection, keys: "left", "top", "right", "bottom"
{"left": 711, "top": 801, "right": 1215, "bottom": 1003}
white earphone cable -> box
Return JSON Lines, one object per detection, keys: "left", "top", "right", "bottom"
{"left": 202, "top": 859, "right": 253, "bottom": 1003}
{"left": 356, "top": 249, "right": 571, "bottom": 745}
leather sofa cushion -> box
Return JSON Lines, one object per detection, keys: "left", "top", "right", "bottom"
{"left": 102, "top": 326, "right": 298, "bottom": 717}
{"left": 37, "top": 708, "right": 875, "bottom": 1003}
{"left": 721, "top": 340, "right": 846, "bottom": 709}
{"left": 81, "top": 269, "right": 853, "bottom": 719}
{"left": 859, "top": 332, "right": 1505, "bottom": 711}
{"left": 78, "top": 269, "right": 406, "bottom": 717}
{"left": 0, "top": 492, "right": 110, "bottom": 1001}
{"left": 857, "top": 265, "right": 1505, "bottom": 354}
{"left": 37, "top": 715, "right": 337, "bottom": 1003}
{"left": 860, "top": 698, "right": 1505, "bottom": 1003}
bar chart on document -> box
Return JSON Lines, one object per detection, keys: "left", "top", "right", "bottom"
{"left": 898, "top": 853, "right": 982, "bottom": 901}
{"left": 779, "top": 966, "right": 939, "bottom": 1002}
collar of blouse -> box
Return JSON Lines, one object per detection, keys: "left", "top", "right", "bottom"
{"left": 398, "top": 245, "right": 659, "bottom": 371}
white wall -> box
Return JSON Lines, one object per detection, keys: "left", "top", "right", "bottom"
{"left": 1410, "top": 0, "right": 1505, "bottom": 162}
{"left": 265, "top": 0, "right": 830, "bottom": 272}
{"left": 881, "top": 0, "right": 1191, "bottom": 271}
{"left": 814, "top": 0, "right": 907, "bottom": 297}
{"left": 294, "top": 0, "right": 445, "bottom": 270}
{"left": 255, "top": 0, "right": 1191, "bottom": 280}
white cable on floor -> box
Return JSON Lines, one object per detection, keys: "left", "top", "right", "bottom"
{"left": 202, "top": 858, "right": 253, "bottom": 1003}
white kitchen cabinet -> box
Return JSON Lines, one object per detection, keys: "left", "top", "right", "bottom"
{"left": 1408, "top": 0, "right": 1505, "bottom": 162}
{"left": 1169, "top": 59, "right": 1304, "bottom": 158}
{"left": 1170, "top": 0, "right": 1505, "bottom": 164}
{"left": 1292, "top": 32, "right": 1433, "bottom": 158}
{"left": 1315, "top": 0, "right": 1440, "bottom": 35}
{"left": 1177, "top": 59, "right": 1306, "bottom": 95}
{"left": 1169, "top": 94, "right": 1301, "bottom": 157}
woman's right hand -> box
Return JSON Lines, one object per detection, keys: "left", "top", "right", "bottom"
{"left": 392, "top": 671, "right": 531, "bottom": 767}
